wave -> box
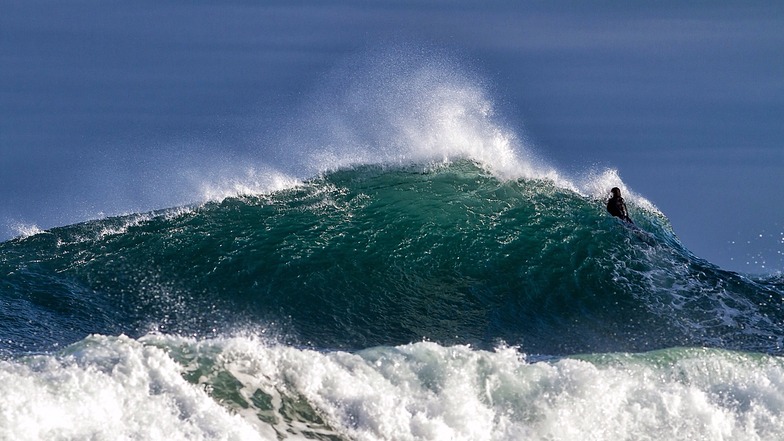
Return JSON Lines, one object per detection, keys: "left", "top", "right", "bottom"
{"left": 2, "top": 161, "right": 782, "bottom": 356}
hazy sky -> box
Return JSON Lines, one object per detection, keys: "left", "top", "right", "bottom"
{"left": 1, "top": 1, "right": 782, "bottom": 273}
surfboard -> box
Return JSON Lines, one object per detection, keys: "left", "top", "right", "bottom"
{"left": 624, "top": 221, "right": 655, "bottom": 245}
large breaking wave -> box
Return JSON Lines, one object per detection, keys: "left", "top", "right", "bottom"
{"left": 2, "top": 48, "right": 783, "bottom": 440}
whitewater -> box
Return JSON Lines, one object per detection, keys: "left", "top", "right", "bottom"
{"left": 1, "top": 50, "right": 783, "bottom": 440}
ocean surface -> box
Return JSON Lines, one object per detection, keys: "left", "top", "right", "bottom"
{"left": 2, "top": 66, "right": 783, "bottom": 439}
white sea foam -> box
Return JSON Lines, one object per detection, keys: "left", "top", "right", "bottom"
{"left": 0, "top": 335, "right": 266, "bottom": 441}
{"left": 215, "top": 339, "right": 784, "bottom": 441}
{"left": 3, "top": 334, "right": 783, "bottom": 441}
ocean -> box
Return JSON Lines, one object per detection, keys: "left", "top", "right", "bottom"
{"left": 2, "top": 59, "right": 783, "bottom": 439}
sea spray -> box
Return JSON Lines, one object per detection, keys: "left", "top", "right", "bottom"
{"left": 272, "top": 46, "right": 565, "bottom": 186}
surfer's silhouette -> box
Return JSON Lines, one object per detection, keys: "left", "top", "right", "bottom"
{"left": 607, "top": 187, "right": 633, "bottom": 224}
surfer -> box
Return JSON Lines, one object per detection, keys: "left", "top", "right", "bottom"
{"left": 607, "top": 187, "right": 633, "bottom": 224}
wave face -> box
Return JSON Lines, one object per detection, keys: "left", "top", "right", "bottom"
{"left": 2, "top": 161, "right": 782, "bottom": 357}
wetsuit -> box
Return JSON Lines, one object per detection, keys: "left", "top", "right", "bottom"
{"left": 607, "top": 195, "right": 633, "bottom": 223}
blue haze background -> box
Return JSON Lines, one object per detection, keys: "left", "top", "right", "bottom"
{"left": 1, "top": 1, "right": 782, "bottom": 274}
